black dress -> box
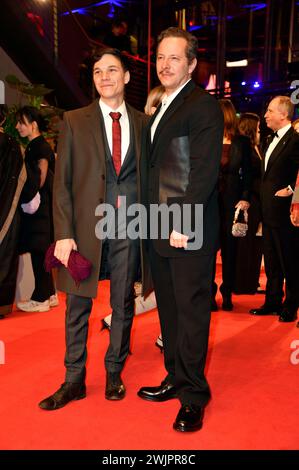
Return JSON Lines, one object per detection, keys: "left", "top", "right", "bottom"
{"left": 19, "top": 135, "right": 55, "bottom": 302}
{"left": 233, "top": 147, "right": 263, "bottom": 294}
{"left": 19, "top": 135, "right": 55, "bottom": 253}
{"left": 212, "top": 134, "right": 252, "bottom": 299}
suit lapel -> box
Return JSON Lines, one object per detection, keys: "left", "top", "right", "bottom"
{"left": 122, "top": 104, "right": 142, "bottom": 173}
{"left": 87, "top": 100, "right": 106, "bottom": 163}
{"left": 264, "top": 127, "right": 293, "bottom": 176}
{"left": 150, "top": 80, "right": 196, "bottom": 159}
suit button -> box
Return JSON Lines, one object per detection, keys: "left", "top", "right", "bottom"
{"left": 101, "top": 174, "right": 105, "bottom": 180}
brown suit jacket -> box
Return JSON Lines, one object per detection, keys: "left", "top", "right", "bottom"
{"left": 54, "top": 100, "right": 149, "bottom": 297}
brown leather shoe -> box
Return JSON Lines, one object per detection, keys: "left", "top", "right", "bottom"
{"left": 173, "top": 404, "right": 204, "bottom": 432}
{"left": 105, "top": 372, "right": 126, "bottom": 400}
{"left": 38, "top": 382, "right": 86, "bottom": 411}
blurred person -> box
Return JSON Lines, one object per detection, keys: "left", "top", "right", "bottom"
{"left": 234, "top": 113, "right": 263, "bottom": 294}
{"left": 292, "top": 118, "right": 299, "bottom": 133}
{"left": 101, "top": 85, "right": 165, "bottom": 348}
{"left": 250, "top": 96, "right": 299, "bottom": 322}
{"left": 211, "top": 99, "right": 252, "bottom": 311}
{"left": 104, "top": 20, "right": 132, "bottom": 54}
{"left": 0, "top": 105, "right": 25, "bottom": 319}
{"left": 290, "top": 170, "right": 299, "bottom": 227}
{"left": 144, "top": 85, "right": 165, "bottom": 116}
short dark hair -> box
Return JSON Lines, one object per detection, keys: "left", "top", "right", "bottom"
{"left": 157, "top": 27, "right": 198, "bottom": 63}
{"left": 92, "top": 48, "right": 130, "bottom": 72}
{"left": 16, "top": 106, "right": 48, "bottom": 132}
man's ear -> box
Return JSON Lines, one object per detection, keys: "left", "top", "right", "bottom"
{"left": 124, "top": 70, "right": 130, "bottom": 85}
{"left": 188, "top": 58, "right": 197, "bottom": 75}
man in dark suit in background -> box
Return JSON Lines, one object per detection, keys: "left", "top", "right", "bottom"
{"left": 138, "top": 27, "right": 223, "bottom": 432}
{"left": 250, "top": 96, "right": 299, "bottom": 322}
{"left": 39, "top": 49, "right": 148, "bottom": 410}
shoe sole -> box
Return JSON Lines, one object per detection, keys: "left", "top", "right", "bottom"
{"left": 137, "top": 391, "right": 177, "bottom": 402}
{"left": 39, "top": 392, "right": 86, "bottom": 411}
{"left": 18, "top": 306, "right": 50, "bottom": 312}
{"left": 173, "top": 422, "right": 203, "bottom": 432}
{"left": 105, "top": 393, "right": 126, "bottom": 401}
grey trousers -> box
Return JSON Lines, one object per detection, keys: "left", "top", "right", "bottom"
{"left": 64, "top": 237, "right": 140, "bottom": 383}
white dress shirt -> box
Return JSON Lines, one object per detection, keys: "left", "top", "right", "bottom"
{"left": 151, "top": 79, "right": 191, "bottom": 142}
{"left": 99, "top": 99, "right": 130, "bottom": 164}
{"left": 264, "top": 123, "right": 291, "bottom": 171}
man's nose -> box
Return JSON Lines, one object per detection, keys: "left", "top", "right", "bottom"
{"left": 161, "top": 58, "right": 170, "bottom": 69}
{"left": 101, "top": 71, "right": 110, "bottom": 80}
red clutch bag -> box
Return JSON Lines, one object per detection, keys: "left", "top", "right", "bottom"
{"left": 45, "top": 242, "right": 92, "bottom": 286}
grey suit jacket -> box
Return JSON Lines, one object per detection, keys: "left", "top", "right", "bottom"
{"left": 54, "top": 100, "right": 149, "bottom": 297}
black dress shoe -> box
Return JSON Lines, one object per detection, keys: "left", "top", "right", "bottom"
{"left": 250, "top": 305, "right": 282, "bottom": 316}
{"left": 38, "top": 382, "right": 86, "bottom": 411}
{"left": 137, "top": 381, "right": 177, "bottom": 402}
{"left": 278, "top": 309, "right": 297, "bottom": 323}
{"left": 173, "top": 404, "right": 204, "bottom": 432}
{"left": 105, "top": 372, "right": 126, "bottom": 400}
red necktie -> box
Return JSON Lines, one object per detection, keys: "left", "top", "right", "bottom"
{"left": 109, "top": 111, "right": 122, "bottom": 176}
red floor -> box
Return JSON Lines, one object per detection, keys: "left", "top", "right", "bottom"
{"left": 0, "top": 273, "right": 298, "bottom": 450}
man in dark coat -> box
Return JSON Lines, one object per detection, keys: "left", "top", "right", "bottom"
{"left": 250, "top": 96, "right": 299, "bottom": 322}
{"left": 137, "top": 28, "right": 223, "bottom": 432}
{"left": 39, "top": 49, "right": 148, "bottom": 410}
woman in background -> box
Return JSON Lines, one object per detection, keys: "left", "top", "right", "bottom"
{"left": 16, "top": 106, "right": 58, "bottom": 312}
{"left": 144, "top": 85, "right": 165, "bottom": 116}
{"left": 234, "top": 113, "right": 263, "bottom": 294}
{"left": 292, "top": 118, "right": 299, "bottom": 133}
{"left": 212, "top": 99, "right": 252, "bottom": 311}
{"left": 101, "top": 87, "right": 164, "bottom": 347}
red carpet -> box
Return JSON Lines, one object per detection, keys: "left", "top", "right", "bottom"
{"left": 0, "top": 271, "right": 298, "bottom": 450}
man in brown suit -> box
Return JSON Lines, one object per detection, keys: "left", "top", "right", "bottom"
{"left": 39, "top": 49, "right": 148, "bottom": 410}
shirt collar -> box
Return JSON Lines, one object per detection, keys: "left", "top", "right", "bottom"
{"left": 276, "top": 123, "right": 291, "bottom": 139}
{"left": 99, "top": 99, "right": 127, "bottom": 120}
{"left": 162, "top": 79, "right": 191, "bottom": 108}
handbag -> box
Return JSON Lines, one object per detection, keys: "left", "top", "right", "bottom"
{"left": 231, "top": 207, "right": 248, "bottom": 237}
{"left": 44, "top": 242, "right": 92, "bottom": 286}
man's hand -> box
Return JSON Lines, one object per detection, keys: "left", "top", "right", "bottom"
{"left": 275, "top": 187, "right": 293, "bottom": 197}
{"left": 169, "top": 230, "right": 189, "bottom": 249}
{"left": 54, "top": 239, "right": 77, "bottom": 267}
{"left": 290, "top": 204, "right": 299, "bottom": 227}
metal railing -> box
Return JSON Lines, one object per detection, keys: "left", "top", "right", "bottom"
{"left": 6, "top": 0, "right": 152, "bottom": 110}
